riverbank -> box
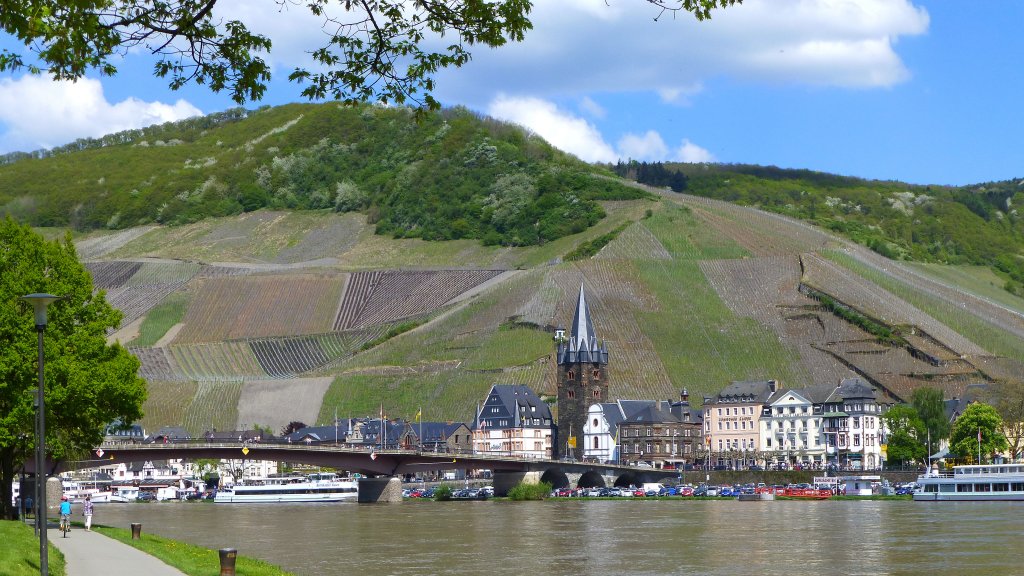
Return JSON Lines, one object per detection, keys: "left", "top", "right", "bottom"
{"left": 0, "top": 519, "right": 67, "bottom": 576}
{"left": 1, "top": 518, "right": 292, "bottom": 576}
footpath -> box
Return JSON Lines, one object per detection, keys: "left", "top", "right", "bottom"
{"left": 46, "top": 524, "right": 187, "bottom": 576}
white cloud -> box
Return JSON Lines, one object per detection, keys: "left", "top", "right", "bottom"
{"left": 487, "top": 94, "right": 712, "bottom": 164}
{"left": 434, "top": 0, "right": 929, "bottom": 104}
{"left": 0, "top": 75, "right": 201, "bottom": 153}
{"left": 673, "top": 139, "right": 715, "bottom": 163}
{"left": 618, "top": 131, "right": 668, "bottom": 161}
{"left": 487, "top": 95, "right": 616, "bottom": 162}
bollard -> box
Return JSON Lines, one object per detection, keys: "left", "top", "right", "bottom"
{"left": 130, "top": 523, "right": 142, "bottom": 539}
{"left": 219, "top": 548, "right": 237, "bottom": 576}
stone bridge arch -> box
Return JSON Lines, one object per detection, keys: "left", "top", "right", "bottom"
{"left": 539, "top": 468, "right": 570, "bottom": 489}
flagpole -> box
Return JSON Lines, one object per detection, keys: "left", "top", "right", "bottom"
{"left": 978, "top": 427, "right": 982, "bottom": 464}
{"left": 418, "top": 406, "right": 423, "bottom": 452}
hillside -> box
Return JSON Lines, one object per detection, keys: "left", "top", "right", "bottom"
{"left": 65, "top": 190, "right": 1023, "bottom": 437}
{"left": 3, "top": 103, "right": 1023, "bottom": 436}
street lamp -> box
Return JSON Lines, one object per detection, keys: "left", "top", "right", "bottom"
{"left": 23, "top": 293, "right": 61, "bottom": 576}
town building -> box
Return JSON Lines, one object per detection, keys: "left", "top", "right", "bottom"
{"left": 555, "top": 284, "right": 609, "bottom": 459}
{"left": 473, "top": 384, "right": 553, "bottom": 458}
{"left": 585, "top": 390, "right": 703, "bottom": 467}
{"left": 704, "top": 380, "right": 779, "bottom": 469}
{"left": 821, "top": 377, "right": 887, "bottom": 470}
{"left": 760, "top": 387, "right": 829, "bottom": 469}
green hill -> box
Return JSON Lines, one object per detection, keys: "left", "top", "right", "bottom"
{"left": 3, "top": 103, "right": 1023, "bottom": 436}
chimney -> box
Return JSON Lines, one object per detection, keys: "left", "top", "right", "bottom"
{"left": 681, "top": 388, "right": 689, "bottom": 403}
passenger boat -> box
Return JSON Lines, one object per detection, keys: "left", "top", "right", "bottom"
{"left": 214, "top": 472, "right": 358, "bottom": 503}
{"left": 914, "top": 463, "right": 1024, "bottom": 501}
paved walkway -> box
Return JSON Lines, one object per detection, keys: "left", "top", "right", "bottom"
{"left": 47, "top": 524, "right": 187, "bottom": 576}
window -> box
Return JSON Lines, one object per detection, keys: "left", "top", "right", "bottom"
{"left": 593, "top": 370, "right": 601, "bottom": 379}
{"left": 718, "top": 440, "right": 723, "bottom": 450}
{"left": 593, "top": 437, "right": 599, "bottom": 449}
{"left": 593, "top": 418, "right": 599, "bottom": 428}
{"left": 854, "top": 435, "right": 861, "bottom": 447}
{"left": 767, "top": 438, "right": 772, "bottom": 448}
{"left": 593, "top": 389, "right": 601, "bottom": 399}
{"left": 567, "top": 390, "right": 575, "bottom": 399}
{"left": 853, "top": 417, "right": 860, "bottom": 429}
{"left": 646, "top": 428, "right": 652, "bottom": 437}
{"left": 567, "top": 371, "right": 575, "bottom": 380}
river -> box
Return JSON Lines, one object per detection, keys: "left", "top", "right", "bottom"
{"left": 91, "top": 499, "right": 1021, "bottom": 575}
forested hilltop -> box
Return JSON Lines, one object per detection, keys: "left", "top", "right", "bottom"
{"left": 0, "top": 103, "right": 647, "bottom": 247}
{"left": 611, "top": 161, "right": 1024, "bottom": 296}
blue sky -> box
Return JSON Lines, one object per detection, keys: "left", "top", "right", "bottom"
{"left": 1, "top": 0, "right": 1021, "bottom": 186}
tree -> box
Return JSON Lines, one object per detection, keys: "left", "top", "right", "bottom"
{"left": 986, "top": 379, "right": 1024, "bottom": 461}
{"left": 281, "top": 421, "right": 308, "bottom": 436}
{"left": 0, "top": 0, "right": 740, "bottom": 110}
{"left": 912, "top": 387, "right": 950, "bottom": 445}
{"left": 880, "top": 405, "right": 926, "bottom": 467}
{"left": 0, "top": 217, "right": 147, "bottom": 519}
{"left": 949, "top": 403, "right": 1008, "bottom": 464}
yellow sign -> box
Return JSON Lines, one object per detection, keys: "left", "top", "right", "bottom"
{"left": 880, "top": 444, "right": 887, "bottom": 458}
{"left": 242, "top": 446, "right": 249, "bottom": 456}
{"left": 568, "top": 436, "right": 576, "bottom": 448}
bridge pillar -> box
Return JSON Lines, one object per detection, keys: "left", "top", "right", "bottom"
{"left": 357, "top": 477, "right": 403, "bottom": 503}
{"left": 492, "top": 471, "right": 544, "bottom": 497}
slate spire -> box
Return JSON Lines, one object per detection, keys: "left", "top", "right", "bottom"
{"left": 557, "top": 284, "right": 608, "bottom": 365}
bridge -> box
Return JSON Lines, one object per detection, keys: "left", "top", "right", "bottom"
{"left": 39, "top": 441, "right": 678, "bottom": 502}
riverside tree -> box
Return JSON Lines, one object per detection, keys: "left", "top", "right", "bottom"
{"left": 0, "top": 0, "right": 739, "bottom": 109}
{"left": 949, "top": 403, "right": 1007, "bottom": 464}
{"left": 879, "top": 405, "right": 927, "bottom": 468}
{"left": 0, "top": 218, "right": 147, "bottom": 520}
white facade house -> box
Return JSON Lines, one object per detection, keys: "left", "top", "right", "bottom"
{"left": 472, "top": 384, "right": 553, "bottom": 459}
{"left": 822, "top": 378, "right": 887, "bottom": 470}
{"left": 760, "top": 389, "right": 826, "bottom": 468}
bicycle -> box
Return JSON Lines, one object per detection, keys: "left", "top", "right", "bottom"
{"left": 59, "top": 513, "right": 70, "bottom": 537}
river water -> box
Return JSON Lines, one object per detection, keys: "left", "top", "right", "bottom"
{"left": 92, "top": 499, "right": 1022, "bottom": 575}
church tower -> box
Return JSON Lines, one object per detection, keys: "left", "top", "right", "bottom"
{"left": 555, "top": 284, "right": 609, "bottom": 460}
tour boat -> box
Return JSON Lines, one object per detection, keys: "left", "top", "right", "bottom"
{"left": 214, "top": 473, "right": 358, "bottom": 503}
{"left": 914, "top": 463, "right": 1024, "bottom": 501}
{"left": 109, "top": 485, "right": 140, "bottom": 502}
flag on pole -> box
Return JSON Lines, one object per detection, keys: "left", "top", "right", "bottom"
{"left": 978, "top": 428, "right": 982, "bottom": 443}
{"left": 415, "top": 408, "right": 422, "bottom": 422}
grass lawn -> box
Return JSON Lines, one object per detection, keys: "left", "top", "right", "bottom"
{"left": 0, "top": 519, "right": 67, "bottom": 576}
{"left": 93, "top": 524, "right": 294, "bottom": 576}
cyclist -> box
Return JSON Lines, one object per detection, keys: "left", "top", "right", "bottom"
{"left": 59, "top": 495, "right": 72, "bottom": 536}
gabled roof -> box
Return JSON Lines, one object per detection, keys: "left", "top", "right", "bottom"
{"left": 476, "top": 384, "right": 552, "bottom": 430}
{"left": 415, "top": 422, "right": 471, "bottom": 443}
{"left": 707, "top": 380, "right": 777, "bottom": 405}
{"left": 285, "top": 423, "right": 351, "bottom": 443}
{"left": 834, "top": 377, "right": 877, "bottom": 401}
{"left": 622, "top": 403, "right": 680, "bottom": 425}
{"left": 557, "top": 284, "right": 609, "bottom": 365}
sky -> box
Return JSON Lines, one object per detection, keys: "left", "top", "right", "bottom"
{"left": 0, "top": 0, "right": 1021, "bottom": 186}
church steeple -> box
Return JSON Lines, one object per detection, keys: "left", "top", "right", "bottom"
{"left": 558, "top": 284, "right": 608, "bottom": 365}
{"left": 554, "top": 283, "right": 610, "bottom": 460}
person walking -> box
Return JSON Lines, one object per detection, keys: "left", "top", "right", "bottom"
{"left": 83, "top": 494, "right": 94, "bottom": 531}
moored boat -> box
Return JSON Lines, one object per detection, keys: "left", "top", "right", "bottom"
{"left": 914, "top": 463, "right": 1024, "bottom": 501}
{"left": 214, "top": 472, "right": 358, "bottom": 503}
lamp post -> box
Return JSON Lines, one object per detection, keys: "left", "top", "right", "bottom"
{"left": 23, "top": 293, "right": 60, "bottom": 576}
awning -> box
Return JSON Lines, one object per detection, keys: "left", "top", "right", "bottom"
{"left": 822, "top": 412, "right": 848, "bottom": 417}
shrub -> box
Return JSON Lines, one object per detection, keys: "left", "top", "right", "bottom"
{"left": 507, "top": 481, "right": 552, "bottom": 501}
{"left": 433, "top": 484, "right": 453, "bottom": 501}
